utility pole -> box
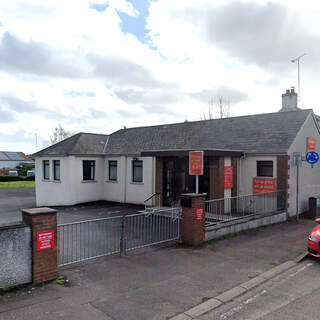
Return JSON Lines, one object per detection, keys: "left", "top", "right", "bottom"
{"left": 291, "top": 53, "right": 307, "bottom": 104}
{"left": 35, "top": 133, "right": 38, "bottom": 151}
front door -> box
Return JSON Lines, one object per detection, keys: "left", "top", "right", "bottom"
{"left": 163, "top": 159, "right": 175, "bottom": 206}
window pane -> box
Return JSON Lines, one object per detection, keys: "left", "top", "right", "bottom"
{"left": 54, "top": 160, "right": 60, "bottom": 180}
{"left": 132, "top": 160, "right": 143, "bottom": 182}
{"left": 43, "top": 160, "right": 49, "bottom": 180}
{"left": 257, "top": 161, "right": 273, "bottom": 177}
{"left": 83, "top": 160, "right": 95, "bottom": 180}
{"left": 109, "top": 161, "right": 117, "bottom": 181}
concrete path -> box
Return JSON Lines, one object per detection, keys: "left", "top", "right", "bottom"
{"left": 0, "top": 218, "right": 316, "bottom": 320}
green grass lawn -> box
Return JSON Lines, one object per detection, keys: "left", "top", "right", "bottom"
{"left": 0, "top": 181, "right": 35, "bottom": 188}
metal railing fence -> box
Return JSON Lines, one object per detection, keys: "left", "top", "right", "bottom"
{"left": 205, "top": 191, "right": 285, "bottom": 226}
{"left": 58, "top": 207, "right": 181, "bottom": 267}
{"left": 144, "top": 193, "right": 161, "bottom": 211}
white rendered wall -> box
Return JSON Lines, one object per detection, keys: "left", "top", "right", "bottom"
{"left": 125, "top": 156, "right": 155, "bottom": 204}
{"left": 288, "top": 113, "right": 320, "bottom": 217}
{"left": 35, "top": 156, "right": 105, "bottom": 206}
{"left": 239, "top": 155, "right": 277, "bottom": 195}
{"left": 72, "top": 157, "right": 104, "bottom": 204}
{"left": 35, "top": 157, "right": 74, "bottom": 206}
{"left": 103, "top": 156, "right": 126, "bottom": 203}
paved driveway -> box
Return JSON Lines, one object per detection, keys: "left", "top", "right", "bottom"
{"left": 0, "top": 188, "right": 36, "bottom": 223}
{"left": 0, "top": 187, "right": 143, "bottom": 225}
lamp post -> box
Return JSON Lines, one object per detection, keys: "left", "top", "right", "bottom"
{"left": 291, "top": 53, "right": 307, "bottom": 104}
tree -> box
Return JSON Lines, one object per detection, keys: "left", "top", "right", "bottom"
{"left": 50, "top": 124, "right": 74, "bottom": 145}
{"left": 201, "top": 96, "right": 231, "bottom": 120}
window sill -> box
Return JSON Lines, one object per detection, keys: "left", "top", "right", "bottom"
{"left": 81, "top": 180, "right": 97, "bottom": 183}
{"left": 130, "top": 182, "right": 144, "bottom": 185}
{"left": 52, "top": 180, "right": 61, "bottom": 183}
{"left": 106, "top": 180, "right": 118, "bottom": 183}
{"left": 42, "top": 179, "right": 51, "bottom": 182}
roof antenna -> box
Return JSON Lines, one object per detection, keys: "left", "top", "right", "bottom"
{"left": 291, "top": 53, "right": 307, "bottom": 105}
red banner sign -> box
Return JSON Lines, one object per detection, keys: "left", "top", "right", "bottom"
{"left": 307, "top": 137, "right": 316, "bottom": 152}
{"left": 224, "top": 166, "right": 233, "bottom": 189}
{"left": 253, "top": 178, "right": 276, "bottom": 195}
{"left": 189, "top": 151, "right": 203, "bottom": 175}
{"left": 37, "top": 231, "right": 54, "bottom": 251}
{"left": 195, "top": 208, "right": 204, "bottom": 220}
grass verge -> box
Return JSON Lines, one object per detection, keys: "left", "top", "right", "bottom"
{"left": 0, "top": 181, "right": 35, "bottom": 188}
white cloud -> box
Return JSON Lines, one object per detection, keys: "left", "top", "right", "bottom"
{"left": 1, "top": 0, "right": 320, "bottom": 153}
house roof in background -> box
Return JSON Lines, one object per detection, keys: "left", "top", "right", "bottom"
{"left": 33, "top": 133, "right": 109, "bottom": 157}
{"left": 104, "top": 109, "right": 312, "bottom": 155}
{"left": 0, "top": 151, "right": 32, "bottom": 161}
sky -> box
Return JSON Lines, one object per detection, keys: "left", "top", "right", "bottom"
{"left": 0, "top": 0, "right": 320, "bottom": 153}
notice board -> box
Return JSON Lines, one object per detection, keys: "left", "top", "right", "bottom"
{"left": 253, "top": 178, "right": 276, "bottom": 195}
{"left": 224, "top": 166, "right": 233, "bottom": 189}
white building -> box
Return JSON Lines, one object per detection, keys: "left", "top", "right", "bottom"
{"left": 34, "top": 89, "right": 320, "bottom": 218}
{"left": 0, "top": 151, "right": 33, "bottom": 170}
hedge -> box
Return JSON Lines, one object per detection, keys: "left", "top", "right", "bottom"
{"left": 0, "top": 176, "right": 35, "bottom": 182}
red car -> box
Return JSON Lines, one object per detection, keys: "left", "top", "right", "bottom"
{"left": 308, "top": 218, "right": 320, "bottom": 257}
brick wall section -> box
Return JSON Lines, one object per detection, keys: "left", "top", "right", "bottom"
{"left": 155, "top": 157, "right": 163, "bottom": 206}
{"left": 181, "top": 194, "right": 206, "bottom": 246}
{"left": 22, "top": 208, "right": 58, "bottom": 284}
{"left": 277, "top": 155, "right": 289, "bottom": 213}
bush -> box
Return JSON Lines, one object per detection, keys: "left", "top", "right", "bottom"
{"left": 0, "top": 175, "right": 35, "bottom": 182}
{"left": 0, "top": 176, "right": 22, "bottom": 181}
{"left": 24, "top": 175, "right": 35, "bottom": 181}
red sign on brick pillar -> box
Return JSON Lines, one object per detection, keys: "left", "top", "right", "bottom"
{"left": 195, "top": 208, "right": 204, "bottom": 221}
{"left": 37, "top": 231, "right": 54, "bottom": 251}
{"left": 22, "top": 207, "right": 58, "bottom": 284}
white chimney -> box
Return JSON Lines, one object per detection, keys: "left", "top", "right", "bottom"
{"left": 280, "top": 87, "right": 298, "bottom": 112}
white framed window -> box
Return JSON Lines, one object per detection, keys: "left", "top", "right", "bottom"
{"left": 53, "top": 160, "right": 60, "bottom": 181}
{"left": 132, "top": 160, "right": 143, "bottom": 183}
{"left": 43, "top": 160, "right": 50, "bottom": 180}
{"left": 108, "top": 160, "right": 117, "bottom": 181}
{"left": 83, "top": 160, "right": 95, "bottom": 180}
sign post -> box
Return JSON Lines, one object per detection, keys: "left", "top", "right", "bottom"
{"left": 189, "top": 151, "right": 204, "bottom": 194}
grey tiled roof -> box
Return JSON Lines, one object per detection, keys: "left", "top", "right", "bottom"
{"left": 33, "top": 133, "right": 108, "bottom": 156}
{"left": 105, "top": 109, "right": 312, "bottom": 155}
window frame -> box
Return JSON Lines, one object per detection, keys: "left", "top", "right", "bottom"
{"left": 132, "top": 159, "right": 143, "bottom": 183}
{"left": 108, "top": 160, "right": 118, "bottom": 181}
{"left": 43, "top": 160, "right": 50, "bottom": 180}
{"left": 257, "top": 160, "right": 273, "bottom": 178}
{"left": 53, "top": 160, "right": 61, "bottom": 181}
{"left": 82, "top": 160, "right": 95, "bottom": 181}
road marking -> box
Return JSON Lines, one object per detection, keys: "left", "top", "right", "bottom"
{"left": 219, "top": 262, "right": 313, "bottom": 319}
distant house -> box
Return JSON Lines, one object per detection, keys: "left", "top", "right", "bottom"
{"left": 0, "top": 151, "right": 33, "bottom": 170}
{"left": 33, "top": 89, "right": 320, "bottom": 218}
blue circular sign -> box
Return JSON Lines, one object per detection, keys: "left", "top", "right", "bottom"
{"left": 306, "top": 151, "right": 319, "bottom": 165}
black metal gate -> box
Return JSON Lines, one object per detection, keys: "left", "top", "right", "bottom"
{"left": 57, "top": 208, "right": 181, "bottom": 267}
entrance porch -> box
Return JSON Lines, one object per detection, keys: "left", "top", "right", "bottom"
{"left": 142, "top": 149, "right": 242, "bottom": 207}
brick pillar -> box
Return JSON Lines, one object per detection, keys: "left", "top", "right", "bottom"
{"left": 22, "top": 207, "right": 58, "bottom": 284}
{"left": 180, "top": 193, "right": 206, "bottom": 246}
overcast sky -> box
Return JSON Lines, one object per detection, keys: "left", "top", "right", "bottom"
{"left": 0, "top": 0, "right": 319, "bottom": 153}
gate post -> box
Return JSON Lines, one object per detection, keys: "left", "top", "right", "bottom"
{"left": 180, "top": 193, "right": 206, "bottom": 246}
{"left": 22, "top": 207, "right": 58, "bottom": 284}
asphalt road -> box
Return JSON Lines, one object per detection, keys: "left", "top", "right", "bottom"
{"left": 0, "top": 188, "right": 36, "bottom": 223}
{"left": 198, "top": 256, "right": 320, "bottom": 320}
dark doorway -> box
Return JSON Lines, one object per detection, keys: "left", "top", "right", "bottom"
{"left": 162, "top": 157, "right": 211, "bottom": 206}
